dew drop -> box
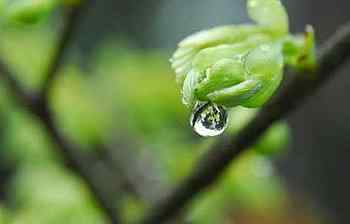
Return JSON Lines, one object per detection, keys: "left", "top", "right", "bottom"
{"left": 190, "top": 102, "right": 228, "bottom": 137}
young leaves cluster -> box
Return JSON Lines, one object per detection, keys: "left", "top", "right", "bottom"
{"left": 171, "top": 0, "right": 316, "bottom": 108}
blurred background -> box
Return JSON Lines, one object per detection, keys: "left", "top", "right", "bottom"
{"left": 0, "top": 0, "right": 349, "bottom": 223}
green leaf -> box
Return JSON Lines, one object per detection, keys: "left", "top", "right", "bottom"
{"left": 194, "top": 58, "right": 245, "bottom": 100}
{"left": 179, "top": 25, "right": 265, "bottom": 49}
{"left": 207, "top": 79, "right": 262, "bottom": 107}
{"left": 171, "top": 25, "right": 271, "bottom": 84}
{"left": 247, "top": 0, "right": 289, "bottom": 34}
{"left": 182, "top": 69, "right": 200, "bottom": 106}
{"left": 242, "top": 43, "right": 284, "bottom": 107}
{"left": 192, "top": 34, "right": 271, "bottom": 73}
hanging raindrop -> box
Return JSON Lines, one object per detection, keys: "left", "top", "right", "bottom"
{"left": 190, "top": 102, "right": 228, "bottom": 137}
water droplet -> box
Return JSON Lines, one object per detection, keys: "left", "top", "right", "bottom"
{"left": 190, "top": 102, "right": 228, "bottom": 137}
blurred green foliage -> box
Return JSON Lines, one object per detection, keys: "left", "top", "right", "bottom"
{"left": 0, "top": 19, "right": 193, "bottom": 223}
{"left": 1, "top": 0, "right": 62, "bottom": 25}
{"left": 8, "top": 164, "right": 107, "bottom": 224}
{"left": 188, "top": 151, "right": 287, "bottom": 224}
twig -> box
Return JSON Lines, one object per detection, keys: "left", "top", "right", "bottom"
{"left": 140, "top": 21, "right": 350, "bottom": 224}
{"left": 40, "top": 2, "right": 88, "bottom": 102}
{"left": 0, "top": 61, "right": 36, "bottom": 110}
{"left": 37, "top": 104, "right": 123, "bottom": 223}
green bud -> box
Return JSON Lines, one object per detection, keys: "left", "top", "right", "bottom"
{"left": 171, "top": 0, "right": 316, "bottom": 110}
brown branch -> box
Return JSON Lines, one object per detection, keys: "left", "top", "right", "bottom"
{"left": 140, "top": 21, "right": 350, "bottom": 224}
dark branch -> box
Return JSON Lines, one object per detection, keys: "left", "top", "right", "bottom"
{"left": 0, "top": 61, "right": 36, "bottom": 110}
{"left": 40, "top": 2, "right": 88, "bottom": 102}
{"left": 140, "top": 22, "right": 350, "bottom": 224}
{"left": 36, "top": 103, "right": 122, "bottom": 223}
{"left": 36, "top": 1, "right": 123, "bottom": 222}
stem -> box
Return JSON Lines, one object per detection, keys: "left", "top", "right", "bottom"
{"left": 140, "top": 21, "right": 350, "bottom": 224}
{"left": 40, "top": 2, "right": 88, "bottom": 102}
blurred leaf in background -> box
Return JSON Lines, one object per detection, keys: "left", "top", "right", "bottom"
{"left": 3, "top": 0, "right": 58, "bottom": 25}
{"left": 8, "top": 164, "right": 108, "bottom": 224}
{"left": 0, "top": 205, "right": 10, "bottom": 224}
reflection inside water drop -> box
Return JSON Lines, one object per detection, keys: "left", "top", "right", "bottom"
{"left": 190, "top": 102, "right": 228, "bottom": 137}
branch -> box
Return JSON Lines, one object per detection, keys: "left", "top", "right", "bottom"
{"left": 40, "top": 2, "right": 88, "bottom": 102}
{"left": 140, "top": 22, "right": 350, "bottom": 224}
{"left": 38, "top": 106, "right": 123, "bottom": 223}
{"left": 0, "top": 61, "right": 36, "bottom": 110}
{"left": 37, "top": 3, "right": 124, "bottom": 222}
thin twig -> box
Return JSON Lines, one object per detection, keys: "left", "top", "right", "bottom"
{"left": 38, "top": 2, "right": 123, "bottom": 222}
{"left": 37, "top": 104, "right": 123, "bottom": 224}
{"left": 0, "top": 61, "right": 36, "bottom": 110}
{"left": 40, "top": 2, "right": 88, "bottom": 102}
{"left": 140, "top": 21, "right": 350, "bottom": 224}
{"left": 37, "top": 1, "right": 123, "bottom": 222}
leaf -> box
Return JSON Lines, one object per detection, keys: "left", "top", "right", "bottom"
{"left": 182, "top": 69, "right": 200, "bottom": 106}
{"left": 207, "top": 79, "right": 262, "bottom": 107}
{"left": 179, "top": 25, "right": 263, "bottom": 49}
{"left": 282, "top": 25, "right": 316, "bottom": 71}
{"left": 171, "top": 25, "right": 270, "bottom": 84}
{"left": 242, "top": 43, "right": 284, "bottom": 107}
{"left": 247, "top": 0, "right": 289, "bottom": 34}
{"left": 192, "top": 34, "right": 271, "bottom": 72}
{"left": 194, "top": 58, "right": 245, "bottom": 100}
